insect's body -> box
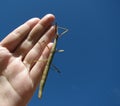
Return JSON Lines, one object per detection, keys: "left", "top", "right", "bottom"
{"left": 38, "top": 24, "right": 68, "bottom": 99}
{"left": 38, "top": 29, "right": 58, "bottom": 98}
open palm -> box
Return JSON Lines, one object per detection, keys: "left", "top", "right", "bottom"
{"left": 0, "top": 14, "right": 55, "bottom": 106}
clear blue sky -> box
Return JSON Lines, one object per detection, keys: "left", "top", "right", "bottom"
{"left": 0, "top": 0, "right": 120, "bottom": 106}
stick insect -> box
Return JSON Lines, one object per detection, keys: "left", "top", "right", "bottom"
{"left": 38, "top": 23, "right": 68, "bottom": 99}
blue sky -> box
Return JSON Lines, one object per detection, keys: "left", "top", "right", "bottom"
{"left": 0, "top": 0, "right": 120, "bottom": 106}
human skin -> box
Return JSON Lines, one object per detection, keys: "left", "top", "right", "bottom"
{"left": 0, "top": 14, "right": 55, "bottom": 106}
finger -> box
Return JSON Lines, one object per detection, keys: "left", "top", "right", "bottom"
{"left": 23, "top": 26, "right": 55, "bottom": 70}
{"left": 0, "top": 47, "right": 12, "bottom": 72}
{"left": 27, "top": 14, "right": 55, "bottom": 42}
{"left": 0, "top": 18, "right": 40, "bottom": 52}
{"left": 14, "top": 14, "right": 55, "bottom": 59}
{"left": 30, "top": 43, "right": 53, "bottom": 85}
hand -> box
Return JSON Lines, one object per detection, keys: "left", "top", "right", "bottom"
{"left": 0, "top": 14, "right": 55, "bottom": 106}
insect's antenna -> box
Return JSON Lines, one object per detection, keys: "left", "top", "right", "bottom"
{"left": 58, "top": 26, "right": 68, "bottom": 37}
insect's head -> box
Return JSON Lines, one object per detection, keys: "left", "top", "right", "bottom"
{"left": 53, "top": 22, "right": 68, "bottom": 38}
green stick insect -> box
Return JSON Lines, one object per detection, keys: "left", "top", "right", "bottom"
{"left": 38, "top": 23, "right": 68, "bottom": 98}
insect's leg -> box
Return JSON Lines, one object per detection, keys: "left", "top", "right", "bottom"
{"left": 51, "top": 64, "right": 61, "bottom": 73}
{"left": 57, "top": 26, "right": 68, "bottom": 37}
{"left": 55, "top": 49, "right": 64, "bottom": 53}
